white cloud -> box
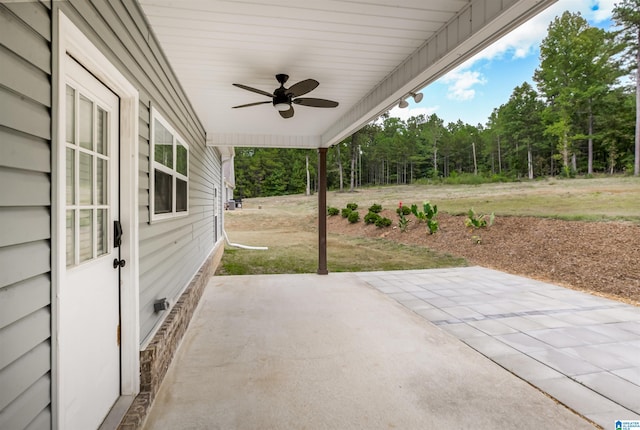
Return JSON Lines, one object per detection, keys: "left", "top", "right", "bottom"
{"left": 388, "top": 106, "right": 439, "bottom": 123}
{"left": 441, "top": 70, "right": 487, "bottom": 101}
{"left": 587, "top": 0, "right": 617, "bottom": 23}
{"left": 429, "top": 1, "right": 616, "bottom": 103}
{"left": 465, "top": 0, "right": 616, "bottom": 65}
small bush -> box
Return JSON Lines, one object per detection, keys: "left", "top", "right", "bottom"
{"left": 364, "top": 211, "right": 381, "bottom": 224}
{"left": 411, "top": 201, "right": 439, "bottom": 234}
{"left": 346, "top": 202, "right": 358, "bottom": 210}
{"left": 397, "top": 202, "right": 410, "bottom": 232}
{"left": 348, "top": 210, "right": 360, "bottom": 223}
{"left": 368, "top": 203, "right": 382, "bottom": 213}
{"left": 375, "top": 217, "right": 392, "bottom": 227}
{"left": 396, "top": 206, "right": 411, "bottom": 215}
{"left": 341, "top": 208, "right": 352, "bottom": 218}
{"left": 327, "top": 207, "right": 339, "bottom": 216}
{"left": 465, "top": 208, "right": 495, "bottom": 229}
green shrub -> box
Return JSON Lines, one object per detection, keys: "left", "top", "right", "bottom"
{"left": 341, "top": 207, "right": 352, "bottom": 218}
{"left": 368, "top": 203, "right": 382, "bottom": 213}
{"left": 327, "top": 206, "right": 339, "bottom": 216}
{"left": 444, "top": 172, "right": 485, "bottom": 185}
{"left": 560, "top": 165, "right": 575, "bottom": 178}
{"left": 396, "top": 202, "right": 410, "bottom": 232}
{"left": 464, "top": 208, "right": 495, "bottom": 229}
{"left": 375, "top": 217, "right": 392, "bottom": 227}
{"left": 346, "top": 202, "right": 358, "bottom": 210}
{"left": 396, "top": 205, "right": 411, "bottom": 215}
{"left": 411, "top": 201, "right": 439, "bottom": 234}
{"left": 348, "top": 210, "right": 360, "bottom": 223}
{"left": 364, "top": 211, "right": 381, "bottom": 224}
{"left": 490, "top": 173, "right": 512, "bottom": 183}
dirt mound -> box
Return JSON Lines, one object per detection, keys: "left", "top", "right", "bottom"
{"left": 328, "top": 211, "right": 640, "bottom": 305}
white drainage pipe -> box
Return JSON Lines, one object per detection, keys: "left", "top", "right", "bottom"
{"left": 223, "top": 229, "right": 268, "bottom": 250}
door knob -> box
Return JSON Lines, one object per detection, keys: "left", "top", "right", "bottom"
{"left": 113, "top": 258, "right": 126, "bottom": 269}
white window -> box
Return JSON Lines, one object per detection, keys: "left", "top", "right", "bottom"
{"left": 150, "top": 108, "right": 189, "bottom": 221}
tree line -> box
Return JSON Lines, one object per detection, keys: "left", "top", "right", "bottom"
{"left": 234, "top": 8, "right": 640, "bottom": 198}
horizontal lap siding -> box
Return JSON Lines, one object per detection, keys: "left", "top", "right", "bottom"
{"left": 0, "top": 2, "right": 52, "bottom": 430}
{"left": 57, "top": 1, "right": 220, "bottom": 345}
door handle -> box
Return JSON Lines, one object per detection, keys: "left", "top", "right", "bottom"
{"left": 114, "top": 220, "right": 123, "bottom": 248}
{"left": 113, "top": 258, "right": 126, "bottom": 269}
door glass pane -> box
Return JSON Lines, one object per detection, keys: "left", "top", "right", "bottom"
{"left": 154, "top": 169, "right": 172, "bottom": 214}
{"left": 66, "top": 210, "right": 75, "bottom": 267}
{"left": 66, "top": 86, "right": 75, "bottom": 144}
{"left": 66, "top": 148, "right": 75, "bottom": 206}
{"left": 176, "top": 144, "right": 188, "bottom": 176}
{"left": 79, "top": 210, "right": 93, "bottom": 262}
{"left": 154, "top": 119, "right": 173, "bottom": 168}
{"left": 96, "top": 107, "right": 107, "bottom": 155}
{"left": 79, "top": 153, "right": 93, "bottom": 205}
{"left": 97, "top": 209, "right": 108, "bottom": 256}
{"left": 176, "top": 178, "right": 187, "bottom": 212}
{"left": 96, "top": 158, "right": 107, "bottom": 205}
{"left": 79, "top": 95, "right": 93, "bottom": 150}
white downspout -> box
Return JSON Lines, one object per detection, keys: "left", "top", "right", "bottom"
{"left": 219, "top": 146, "right": 266, "bottom": 250}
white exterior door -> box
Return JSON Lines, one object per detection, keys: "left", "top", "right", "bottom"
{"left": 60, "top": 56, "right": 121, "bottom": 429}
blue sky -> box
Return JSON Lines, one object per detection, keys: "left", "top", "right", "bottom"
{"left": 389, "top": 0, "right": 618, "bottom": 127}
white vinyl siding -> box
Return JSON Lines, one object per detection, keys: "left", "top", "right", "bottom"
{"left": 52, "top": 0, "right": 221, "bottom": 345}
{"left": 48, "top": 1, "right": 220, "bottom": 345}
{"left": 2, "top": 1, "right": 226, "bottom": 428}
{"left": 0, "top": 2, "right": 52, "bottom": 429}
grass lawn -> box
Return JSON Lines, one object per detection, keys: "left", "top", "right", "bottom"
{"left": 218, "top": 176, "right": 640, "bottom": 275}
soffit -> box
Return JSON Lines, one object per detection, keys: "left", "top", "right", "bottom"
{"left": 138, "top": 0, "right": 556, "bottom": 149}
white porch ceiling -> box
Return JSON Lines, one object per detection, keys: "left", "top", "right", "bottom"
{"left": 138, "top": 0, "right": 555, "bottom": 149}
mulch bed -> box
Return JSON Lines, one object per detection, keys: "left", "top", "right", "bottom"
{"left": 328, "top": 211, "right": 640, "bottom": 306}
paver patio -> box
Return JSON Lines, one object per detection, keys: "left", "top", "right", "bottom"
{"left": 359, "top": 267, "right": 640, "bottom": 427}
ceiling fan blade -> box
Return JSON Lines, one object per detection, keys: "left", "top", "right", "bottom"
{"left": 232, "top": 83, "right": 274, "bottom": 98}
{"left": 286, "top": 79, "right": 319, "bottom": 97}
{"left": 232, "top": 101, "right": 272, "bottom": 109}
{"left": 293, "top": 98, "right": 339, "bottom": 108}
{"left": 279, "top": 106, "right": 294, "bottom": 119}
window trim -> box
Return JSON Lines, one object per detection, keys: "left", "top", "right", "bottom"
{"left": 150, "top": 107, "right": 189, "bottom": 222}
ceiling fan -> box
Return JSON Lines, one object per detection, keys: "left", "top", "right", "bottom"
{"left": 232, "top": 74, "right": 339, "bottom": 119}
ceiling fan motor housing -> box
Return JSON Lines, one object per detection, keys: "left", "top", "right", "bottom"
{"left": 273, "top": 87, "right": 291, "bottom": 110}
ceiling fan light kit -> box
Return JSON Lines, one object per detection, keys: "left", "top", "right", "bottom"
{"left": 232, "top": 74, "right": 339, "bottom": 119}
{"left": 274, "top": 102, "right": 291, "bottom": 111}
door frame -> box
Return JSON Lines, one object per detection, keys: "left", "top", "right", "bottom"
{"left": 54, "top": 10, "right": 140, "bottom": 428}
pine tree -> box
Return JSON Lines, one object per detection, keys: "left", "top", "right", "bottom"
{"left": 613, "top": 0, "right": 640, "bottom": 175}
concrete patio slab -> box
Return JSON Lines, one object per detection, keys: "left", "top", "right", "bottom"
{"left": 143, "top": 271, "right": 593, "bottom": 430}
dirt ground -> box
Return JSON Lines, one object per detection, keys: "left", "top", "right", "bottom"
{"left": 327, "top": 211, "right": 640, "bottom": 306}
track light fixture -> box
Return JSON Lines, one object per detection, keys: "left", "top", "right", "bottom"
{"left": 398, "top": 91, "right": 423, "bottom": 108}
{"left": 410, "top": 92, "right": 423, "bottom": 103}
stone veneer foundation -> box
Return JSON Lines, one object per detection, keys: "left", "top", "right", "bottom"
{"left": 117, "top": 242, "right": 224, "bottom": 429}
